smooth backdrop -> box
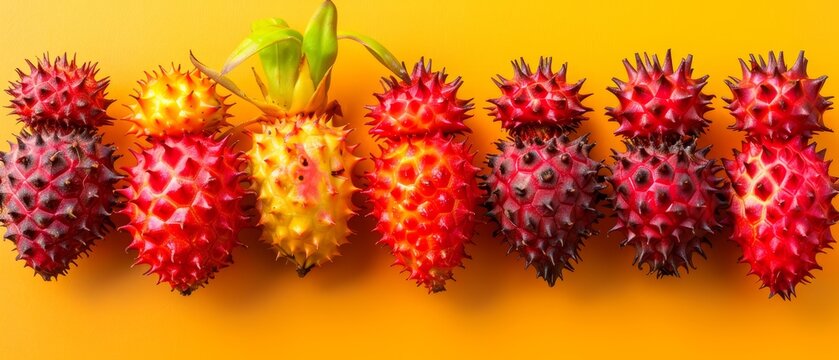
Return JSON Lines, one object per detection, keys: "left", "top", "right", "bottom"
{"left": 1, "top": 0, "right": 838, "bottom": 358}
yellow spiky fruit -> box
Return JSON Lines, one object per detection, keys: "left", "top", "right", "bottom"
{"left": 128, "top": 65, "right": 231, "bottom": 137}
{"left": 249, "top": 115, "right": 359, "bottom": 276}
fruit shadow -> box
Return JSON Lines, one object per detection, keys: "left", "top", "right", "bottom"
{"left": 436, "top": 222, "right": 510, "bottom": 310}
{"left": 67, "top": 217, "right": 137, "bottom": 295}
{"left": 200, "top": 195, "right": 387, "bottom": 308}
{"left": 309, "top": 210, "right": 386, "bottom": 292}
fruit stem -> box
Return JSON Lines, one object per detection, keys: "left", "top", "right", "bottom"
{"left": 297, "top": 265, "right": 313, "bottom": 278}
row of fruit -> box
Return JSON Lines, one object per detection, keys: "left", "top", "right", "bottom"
{"left": 1, "top": 1, "right": 835, "bottom": 299}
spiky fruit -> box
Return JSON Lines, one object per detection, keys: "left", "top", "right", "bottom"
{"left": 0, "top": 130, "right": 119, "bottom": 279}
{"left": 366, "top": 60, "right": 473, "bottom": 138}
{"left": 724, "top": 140, "right": 838, "bottom": 299}
{"left": 118, "top": 134, "right": 250, "bottom": 294}
{"left": 483, "top": 58, "right": 604, "bottom": 286}
{"left": 607, "top": 51, "right": 727, "bottom": 277}
{"left": 366, "top": 59, "right": 479, "bottom": 292}
{"left": 127, "top": 65, "right": 231, "bottom": 137}
{"left": 194, "top": 0, "right": 412, "bottom": 277}
{"left": 723, "top": 140, "right": 839, "bottom": 299}
{"left": 724, "top": 51, "right": 832, "bottom": 142}
{"left": 366, "top": 134, "right": 481, "bottom": 292}
{"left": 606, "top": 50, "right": 714, "bottom": 142}
{"left": 487, "top": 58, "right": 591, "bottom": 134}
{"left": 723, "top": 52, "right": 837, "bottom": 299}
{"left": 248, "top": 116, "right": 358, "bottom": 276}
{"left": 6, "top": 54, "right": 113, "bottom": 130}
{"left": 609, "top": 141, "right": 728, "bottom": 276}
{"left": 484, "top": 135, "right": 605, "bottom": 285}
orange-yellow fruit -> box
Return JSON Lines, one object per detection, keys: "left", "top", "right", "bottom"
{"left": 366, "top": 134, "right": 481, "bottom": 292}
{"left": 127, "top": 65, "right": 231, "bottom": 137}
{"left": 248, "top": 116, "right": 359, "bottom": 276}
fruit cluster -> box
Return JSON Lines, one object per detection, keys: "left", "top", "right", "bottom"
{"left": 2, "top": 55, "right": 120, "bottom": 280}
{"left": 606, "top": 52, "right": 729, "bottom": 277}
{"left": 1, "top": 1, "right": 836, "bottom": 300}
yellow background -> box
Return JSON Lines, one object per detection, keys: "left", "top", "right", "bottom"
{"left": 1, "top": 0, "right": 838, "bottom": 358}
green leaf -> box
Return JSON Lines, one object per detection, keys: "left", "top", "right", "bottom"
{"left": 302, "top": 0, "right": 338, "bottom": 87}
{"left": 190, "top": 51, "right": 285, "bottom": 117}
{"left": 338, "top": 31, "right": 409, "bottom": 82}
{"left": 220, "top": 26, "right": 302, "bottom": 75}
{"left": 249, "top": 18, "right": 302, "bottom": 106}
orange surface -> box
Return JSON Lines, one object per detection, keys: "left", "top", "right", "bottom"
{"left": 1, "top": 0, "right": 838, "bottom": 358}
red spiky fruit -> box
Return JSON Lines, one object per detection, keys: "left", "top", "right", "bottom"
{"left": 487, "top": 58, "right": 592, "bottom": 134}
{"left": 484, "top": 58, "right": 605, "bottom": 286}
{"left": 724, "top": 51, "right": 832, "bottom": 142}
{"left": 366, "top": 59, "right": 473, "bottom": 138}
{"left": 609, "top": 142, "right": 729, "bottom": 276}
{"left": 366, "top": 135, "right": 481, "bottom": 292}
{"left": 485, "top": 135, "right": 605, "bottom": 285}
{"left": 607, "top": 50, "right": 714, "bottom": 142}
{"left": 724, "top": 52, "right": 837, "bottom": 299}
{"left": 6, "top": 54, "right": 113, "bottom": 130}
{"left": 118, "top": 134, "right": 251, "bottom": 295}
{"left": 607, "top": 51, "right": 728, "bottom": 276}
{"left": 366, "top": 59, "right": 480, "bottom": 292}
{"left": 724, "top": 140, "right": 838, "bottom": 299}
{"left": 0, "top": 130, "right": 120, "bottom": 279}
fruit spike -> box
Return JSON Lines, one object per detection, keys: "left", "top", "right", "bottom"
{"left": 607, "top": 50, "right": 714, "bottom": 141}
{"left": 366, "top": 58, "right": 474, "bottom": 138}
{"left": 248, "top": 116, "right": 359, "bottom": 276}
{"left": 6, "top": 54, "right": 114, "bottom": 130}
{"left": 724, "top": 140, "right": 838, "bottom": 299}
{"left": 724, "top": 51, "right": 833, "bottom": 142}
{"left": 366, "top": 59, "right": 481, "bottom": 292}
{"left": 127, "top": 65, "right": 232, "bottom": 138}
{"left": 483, "top": 58, "right": 605, "bottom": 286}
{"left": 118, "top": 134, "right": 251, "bottom": 295}
{"left": 0, "top": 129, "right": 120, "bottom": 279}
{"left": 487, "top": 57, "right": 592, "bottom": 135}
{"left": 609, "top": 141, "right": 729, "bottom": 276}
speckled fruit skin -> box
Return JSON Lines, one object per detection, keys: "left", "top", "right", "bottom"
{"left": 723, "top": 51, "right": 837, "bottom": 299}
{"left": 0, "top": 130, "right": 120, "bottom": 279}
{"left": 248, "top": 116, "right": 359, "bottom": 277}
{"left": 365, "top": 59, "right": 480, "bottom": 293}
{"left": 118, "top": 134, "right": 251, "bottom": 295}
